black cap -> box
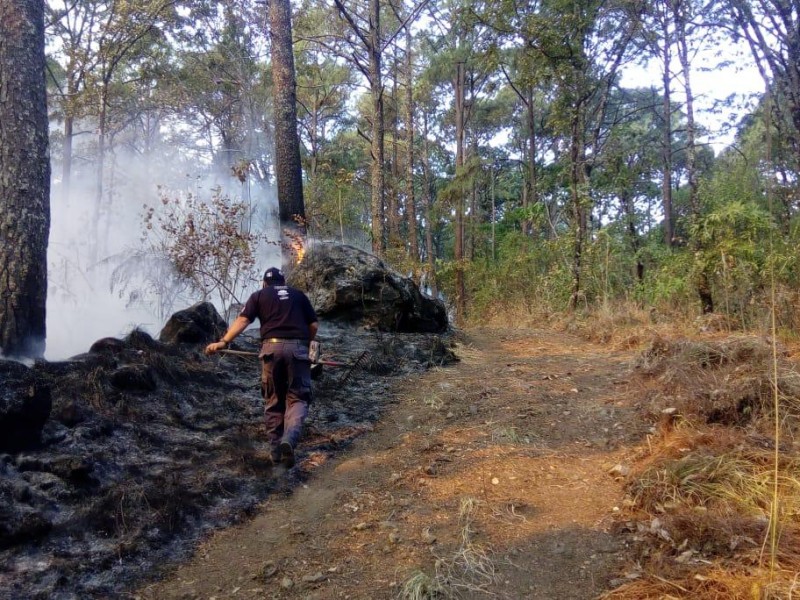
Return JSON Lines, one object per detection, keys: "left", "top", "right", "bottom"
{"left": 263, "top": 267, "right": 285, "bottom": 285}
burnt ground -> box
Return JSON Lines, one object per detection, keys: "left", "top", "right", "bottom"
{"left": 136, "top": 328, "right": 651, "bottom": 600}
{"left": 0, "top": 323, "right": 455, "bottom": 600}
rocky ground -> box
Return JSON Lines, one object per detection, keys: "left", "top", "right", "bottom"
{"left": 0, "top": 321, "right": 456, "bottom": 600}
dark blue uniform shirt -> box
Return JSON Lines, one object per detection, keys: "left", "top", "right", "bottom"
{"left": 240, "top": 285, "right": 318, "bottom": 340}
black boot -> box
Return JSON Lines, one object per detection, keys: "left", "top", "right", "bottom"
{"left": 278, "top": 441, "right": 295, "bottom": 468}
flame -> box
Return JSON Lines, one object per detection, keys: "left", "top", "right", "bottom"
{"left": 294, "top": 238, "right": 306, "bottom": 264}
{"left": 284, "top": 226, "right": 306, "bottom": 265}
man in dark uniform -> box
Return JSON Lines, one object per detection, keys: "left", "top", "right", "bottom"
{"left": 205, "top": 267, "right": 318, "bottom": 468}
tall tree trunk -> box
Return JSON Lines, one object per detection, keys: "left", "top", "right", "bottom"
{"left": 453, "top": 61, "right": 466, "bottom": 324}
{"left": 525, "top": 87, "right": 536, "bottom": 236}
{"left": 467, "top": 136, "right": 478, "bottom": 261}
{"left": 388, "top": 53, "right": 400, "bottom": 248}
{"left": 0, "top": 0, "right": 51, "bottom": 358}
{"left": 569, "top": 107, "right": 587, "bottom": 310}
{"left": 674, "top": 6, "right": 698, "bottom": 216}
{"left": 674, "top": 0, "right": 712, "bottom": 313}
{"left": 422, "top": 111, "right": 437, "bottom": 297}
{"left": 369, "top": 0, "right": 386, "bottom": 254}
{"left": 269, "top": 0, "right": 306, "bottom": 265}
{"left": 404, "top": 26, "right": 418, "bottom": 267}
{"left": 310, "top": 89, "right": 319, "bottom": 181}
{"left": 660, "top": 18, "right": 674, "bottom": 247}
{"left": 94, "top": 82, "right": 108, "bottom": 228}
{"left": 333, "top": 0, "right": 385, "bottom": 253}
{"left": 308, "top": 88, "right": 320, "bottom": 226}
{"left": 61, "top": 50, "right": 79, "bottom": 202}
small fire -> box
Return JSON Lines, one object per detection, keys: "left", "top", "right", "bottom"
{"left": 283, "top": 226, "right": 306, "bottom": 265}
{"left": 294, "top": 237, "right": 306, "bottom": 264}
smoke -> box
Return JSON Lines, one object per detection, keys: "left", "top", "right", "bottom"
{"left": 46, "top": 144, "right": 280, "bottom": 361}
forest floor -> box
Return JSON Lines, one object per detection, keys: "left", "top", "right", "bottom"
{"left": 138, "top": 327, "right": 651, "bottom": 600}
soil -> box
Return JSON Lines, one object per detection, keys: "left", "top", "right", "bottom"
{"left": 0, "top": 323, "right": 455, "bottom": 600}
{"left": 137, "top": 327, "right": 650, "bottom": 600}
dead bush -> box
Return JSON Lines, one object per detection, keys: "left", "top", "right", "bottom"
{"left": 634, "top": 336, "right": 800, "bottom": 429}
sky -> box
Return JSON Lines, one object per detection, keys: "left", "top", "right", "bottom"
{"left": 618, "top": 40, "right": 766, "bottom": 154}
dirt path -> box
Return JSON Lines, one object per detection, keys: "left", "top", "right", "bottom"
{"left": 138, "top": 328, "right": 647, "bottom": 600}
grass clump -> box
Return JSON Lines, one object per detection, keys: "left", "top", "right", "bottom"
{"left": 423, "top": 394, "right": 445, "bottom": 410}
{"left": 601, "top": 566, "right": 800, "bottom": 599}
{"left": 398, "top": 571, "right": 444, "bottom": 600}
{"left": 634, "top": 335, "right": 800, "bottom": 429}
{"left": 401, "top": 497, "right": 497, "bottom": 599}
{"left": 435, "top": 497, "right": 497, "bottom": 597}
{"left": 491, "top": 426, "right": 525, "bottom": 444}
{"left": 631, "top": 449, "right": 790, "bottom": 516}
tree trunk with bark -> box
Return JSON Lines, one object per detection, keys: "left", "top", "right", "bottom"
{"left": 388, "top": 53, "right": 400, "bottom": 248}
{"left": 422, "top": 111, "right": 437, "bottom": 298}
{"left": 269, "top": 0, "right": 306, "bottom": 265}
{"left": 404, "top": 26, "right": 418, "bottom": 267}
{"left": 674, "top": 0, "right": 713, "bottom": 313}
{"left": 0, "top": 0, "right": 51, "bottom": 357}
{"left": 659, "top": 15, "right": 674, "bottom": 247}
{"left": 369, "top": 0, "right": 386, "bottom": 254}
{"left": 333, "top": 0, "right": 386, "bottom": 254}
{"left": 454, "top": 62, "right": 466, "bottom": 324}
{"left": 569, "top": 107, "right": 588, "bottom": 310}
{"left": 525, "top": 87, "right": 536, "bottom": 236}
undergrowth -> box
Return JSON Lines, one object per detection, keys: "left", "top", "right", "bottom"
{"left": 605, "top": 332, "right": 800, "bottom": 599}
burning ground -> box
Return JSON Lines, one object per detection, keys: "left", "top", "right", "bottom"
{"left": 0, "top": 322, "right": 456, "bottom": 600}
{"left": 0, "top": 243, "right": 456, "bottom": 600}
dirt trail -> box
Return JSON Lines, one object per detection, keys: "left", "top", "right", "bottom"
{"left": 138, "top": 328, "right": 647, "bottom": 600}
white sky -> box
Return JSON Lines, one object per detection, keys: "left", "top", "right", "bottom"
{"left": 619, "top": 40, "right": 766, "bottom": 153}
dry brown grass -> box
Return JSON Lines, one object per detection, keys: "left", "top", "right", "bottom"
{"left": 604, "top": 329, "right": 800, "bottom": 599}
{"left": 633, "top": 335, "right": 800, "bottom": 431}
{"left": 546, "top": 301, "right": 692, "bottom": 350}
{"left": 601, "top": 567, "right": 800, "bottom": 600}
{"left": 466, "top": 305, "right": 551, "bottom": 331}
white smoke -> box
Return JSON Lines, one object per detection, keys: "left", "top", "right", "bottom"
{"left": 46, "top": 143, "right": 280, "bottom": 360}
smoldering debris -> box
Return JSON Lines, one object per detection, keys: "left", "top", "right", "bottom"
{"left": 0, "top": 320, "right": 456, "bottom": 600}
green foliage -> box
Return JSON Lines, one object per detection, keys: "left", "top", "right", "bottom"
{"left": 464, "top": 231, "right": 574, "bottom": 322}
{"left": 686, "top": 152, "right": 774, "bottom": 325}
{"left": 639, "top": 248, "right": 696, "bottom": 311}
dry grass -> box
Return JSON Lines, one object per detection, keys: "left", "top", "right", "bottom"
{"left": 606, "top": 330, "right": 800, "bottom": 599}
{"left": 433, "top": 497, "right": 497, "bottom": 597}
{"left": 631, "top": 445, "right": 800, "bottom": 517}
{"left": 466, "top": 304, "right": 552, "bottom": 331}
{"left": 399, "top": 497, "right": 497, "bottom": 599}
{"left": 633, "top": 335, "right": 800, "bottom": 430}
{"left": 399, "top": 571, "right": 444, "bottom": 600}
{"left": 547, "top": 300, "right": 690, "bottom": 349}
{"left": 601, "top": 566, "right": 800, "bottom": 599}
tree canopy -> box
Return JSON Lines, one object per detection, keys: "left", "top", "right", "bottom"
{"left": 40, "top": 0, "right": 800, "bottom": 329}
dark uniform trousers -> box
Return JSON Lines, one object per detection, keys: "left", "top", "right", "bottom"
{"left": 259, "top": 339, "right": 312, "bottom": 453}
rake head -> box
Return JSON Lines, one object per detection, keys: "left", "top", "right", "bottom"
{"left": 338, "top": 350, "right": 371, "bottom": 385}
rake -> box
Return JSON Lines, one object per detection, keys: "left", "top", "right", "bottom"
{"left": 218, "top": 348, "right": 371, "bottom": 384}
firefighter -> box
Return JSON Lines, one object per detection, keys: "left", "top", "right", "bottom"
{"left": 205, "top": 267, "right": 318, "bottom": 468}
